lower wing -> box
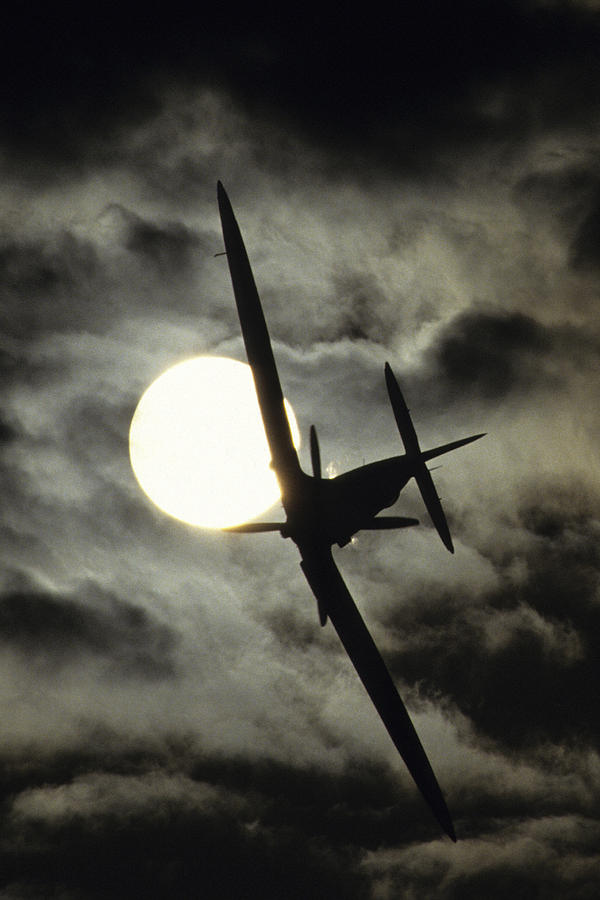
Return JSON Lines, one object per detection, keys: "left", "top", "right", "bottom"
{"left": 300, "top": 547, "right": 456, "bottom": 841}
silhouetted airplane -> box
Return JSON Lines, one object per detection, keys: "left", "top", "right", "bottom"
{"left": 217, "top": 181, "right": 484, "bottom": 842}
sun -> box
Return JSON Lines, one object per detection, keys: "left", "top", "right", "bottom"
{"left": 129, "top": 356, "right": 300, "bottom": 528}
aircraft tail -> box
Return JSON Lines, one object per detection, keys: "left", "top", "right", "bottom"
{"left": 384, "top": 362, "right": 485, "bottom": 553}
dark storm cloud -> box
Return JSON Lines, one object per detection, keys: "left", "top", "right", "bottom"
{"left": 0, "top": 746, "right": 402, "bottom": 899}
{"left": 430, "top": 309, "right": 552, "bottom": 398}
{"left": 256, "top": 0, "right": 600, "bottom": 158}
{"left": 2, "top": 743, "right": 597, "bottom": 899}
{"left": 192, "top": 753, "right": 446, "bottom": 850}
{"left": 515, "top": 164, "right": 600, "bottom": 272}
{"left": 379, "top": 477, "right": 600, "bottom": 756}
{"left": 329, "top": 271, "right": 399, "bottom": 344}
{"left": 571, "top": 190, "right": 600, "bottom": 270}
{"left": 61, "top": 394, "right": 134, "bottom": 470}
{"left": 97, "top": 204, "right": 211, "bottom": 280}
{"left": 365, "top": 815, "right": 600, "bottom": 900}
{"left": 426, "top": 307, "right": 600, "bottom": 399}
{"left": 0, "top": 573, "right": 177, "bottom": 678}
{"left": 0, "top": 343, "right": 60, "bottom": 391}
{"left": 0, "top": 9, "right": 163, "bottom": 177}
{"left": 262, "top": 603, "right": 319, "bottom": 652}
{"left": 0, "top": 411, "right": 17, "bottom": 443}
{"left": 0, "top": 231, "right": 103, "bottom": 339}
{"left": 124, "top": 211, "right": 204, "bottom": 274}
{"left": 2, "top": 3, "right": 599, "bottom": 178}
{"left": 0, "top": 211, "right": 213, "bottom": 341}
{"left": 516, "top": 164, "right": 599, "bottom": 221}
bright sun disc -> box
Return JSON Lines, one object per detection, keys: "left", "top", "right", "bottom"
{"left": 129, "top": 356, "right": 300, "bottom": 528}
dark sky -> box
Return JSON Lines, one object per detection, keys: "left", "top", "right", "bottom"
{"left": 1, "top": 2, "right": 600, "bottom": 897}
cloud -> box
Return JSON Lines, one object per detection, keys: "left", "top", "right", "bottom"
{"left": 0, "top": 5, "right": 599, "bottom": 894}
{"left": 515, "top": 162, "right": 600, "bottom": 273}
{"left": 0, "top": 571, "right": 177, "bottom": 679}
{"left": 428, "top": 309, "right": 553, "bottom": 398}
{"left": 0, "top": 411, "right": 17, "bottom": 443}
{"left": 124, "top": 214, "right": 202, "bottom": 273}
{"left": 0, "top": 210, "right": 220, "bottom": 347}
{"left": 570, "top": 191, "right": 600, "bottom": 270}
{"left": 0, "top": 753, "right": 386, "bottom": 900}
{"left": 424, "top": 307, "right": 600, "bottom": 400}
{"left": 3, "top": 741, "right": 597, "bottom": 898}
{"left": 2, "top": 3, "right": 599, "bottom": 184}
{"left": 0, "top": 233, "right": 100, "bottom": 340}
{"left": 364, "top": 814, "right": 600, "bottom": 900}
{"left": 373, "top": 478, "right": 600, "bottom": 756}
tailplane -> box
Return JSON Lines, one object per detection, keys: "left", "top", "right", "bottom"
{"left": 384, "top": 362, "right": 485, "bottom": 553}
{"left": 223, "top": 522, "right": 285, "bottom": 533}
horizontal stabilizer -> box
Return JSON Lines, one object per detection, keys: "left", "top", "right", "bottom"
{"left": 223, "top": 522, "right": 285, "bottom": 533}
{"left": 421, "top": 432, "right": 486, "bottom": 464}
{"left": 362, "top": 516, "right": 419, "bottom": 530}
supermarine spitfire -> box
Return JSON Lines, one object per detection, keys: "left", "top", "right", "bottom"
{"left": 217, "top": 182, "right": 484, "bottom": 842}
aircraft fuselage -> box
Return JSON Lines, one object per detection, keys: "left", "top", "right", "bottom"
{"left": 280, "top": 454, "right": 412, "bottom": 549}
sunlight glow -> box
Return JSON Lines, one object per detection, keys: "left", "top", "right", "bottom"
{"left": 129, "top": 357, "right": 300, "bottom": 528}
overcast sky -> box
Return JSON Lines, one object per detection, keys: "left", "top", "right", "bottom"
{"left": 1, "top": 2, "right": 600, "bottom": 897}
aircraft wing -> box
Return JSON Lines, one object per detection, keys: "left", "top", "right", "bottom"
{"left": 300, "top": 547, "right": 457, "bottom": 842}
{"left": 217, "top": 182, "right": 301, "bottom": 492}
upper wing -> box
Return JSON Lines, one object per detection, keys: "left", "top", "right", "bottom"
{"left": 300, "top": 547, "right": 457, "bottom": 842}
{"left": 217, "top": 182, "right": 301, "bottom": 493}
